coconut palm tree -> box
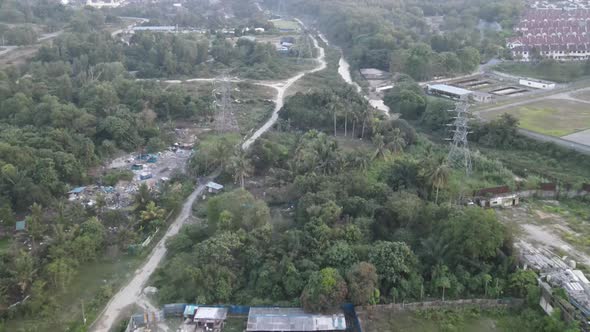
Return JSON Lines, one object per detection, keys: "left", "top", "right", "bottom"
{"left": 228, "top": 149, "right": 253, "bottom": 188}
{"left": 387, "top": 128, "right": 406, "bottom": 155}
{"left": 372, "top": 133, "right": 387, "bottom": 160}
{"left": 428, "top": 157, "right": 450, "bottom": 204}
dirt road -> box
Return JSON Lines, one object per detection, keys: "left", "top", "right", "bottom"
{"left": 241, "top": 33, "right": 327, "bottom": 150}
{"left": 90, "top": 181, "right": 208, "bottom": 332}
{"left": 91, "top": 20, "right": 326, "bottom": 331}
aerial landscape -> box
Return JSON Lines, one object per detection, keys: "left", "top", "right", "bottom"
{"left": 1, "top": 0, "right": 590, "bottom": 332}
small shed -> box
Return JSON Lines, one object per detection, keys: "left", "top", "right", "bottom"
{"left": 184, "top": 304, "right": 198, "bottom": 318}
{"left": 140, "top": 172, "right": 153, "bottom": 180}
{"left": 68, "top": 186, "right": 87, "bottom": 200}
{"left": 206, "top": 182, "right": 224, "bottom": 194}
{"left": 478, "top": 194, "right": 519, "bottom": 208}
{"left": 193, "top": 307, "right": 228, "bottom": 330}
{"left": 15, "top": 220, "right": 26, "bottom": 232}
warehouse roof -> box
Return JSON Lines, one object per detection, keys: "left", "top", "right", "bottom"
{"left": 247, "top": 308, "right": 346, "bottom": 332}
{"left": 428, "top": 84, "right": 472, "bottom": 96}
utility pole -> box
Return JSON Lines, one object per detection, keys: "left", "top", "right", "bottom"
{"left": 82, "top": 300, "right": 87, "bottom": 325}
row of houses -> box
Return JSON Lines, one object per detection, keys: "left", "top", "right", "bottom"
{"left": 508, "top": 8, "right": 590, "bottom": 60}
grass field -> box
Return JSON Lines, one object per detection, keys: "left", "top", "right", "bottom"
{"left": 360, "top": 308, "right": 543, "bottom": 332}
{"left": 494, "top": 62, "right": 590, "bottom": 83}
{"left": 270, "top": 19, "right": 300, "bottom": 30}
{"left": 5, "top": 256, "right": 139, "bottom": 332}
{"left": 180, "top": 81, "right": 276, "bottom": 135}
{"left": 479, "top": 99, "right": 590, "bottom": 137}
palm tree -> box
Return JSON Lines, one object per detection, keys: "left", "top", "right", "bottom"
{"left": 134, "top": 183, "right": 151, "bottom": 211}
{"left": 428, "top": 157, "right": 450, "bottom": 204}
{"left": 360, "top": 107, "right": 373, "bottom": 139}
{"left": 329, "top": 100, "right": 340, "bottom": 137}
{"left": 372, "top": 133, "right": 387, "bottom": 160}
{"left": 141, "top": 201, "right": 165, "bottom": 222}
{"left": 12, "top": 250, "right": 35, "bottom": 295}
{"left": 387, "top": 128, "right": 406, "bottom": 155}
{"left": 28, "top": 203, "right": 45, "bottom": 252}
{"left": 228, "top": 149, "right": 253, "bottom": 188}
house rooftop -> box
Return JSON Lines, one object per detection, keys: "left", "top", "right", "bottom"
{"left": 68, "top": 186, "right": 87, "bottom": 194}
{"left": 428, "top": 84, "right": 473, "bottom": 96}
{"left": 206, "top": 182, "right": 224, "bottom": 190}
{"left": 15, "top": 220, "right": 26, "bottom": 231}
{"left": 194, "top": 307, "right": 228, "bottom": 320}
{"left": 247, "top": 307, "right": 347, "bottom": 332}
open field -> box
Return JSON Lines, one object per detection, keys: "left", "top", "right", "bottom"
{"left": 179, "top": 81, "right": 276, "bottom": 135}
{"left": 479, "top": 99, "right": 590, "bottom": 137}
{"left": 359, "top": 309, "right": 537, "bottom": 332}
{"left": 270, "top": 19, "right": 300, "bottom": 30}
{"left": 494, "top": 61, "right": 590, "bottom": 83}
{"left": 495, "top": 199, "right": 590, "bottom": 266}
{"left": 5, "top": 256, "right": 140, "bottom": 332}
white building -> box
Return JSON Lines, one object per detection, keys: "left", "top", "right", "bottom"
{"left": 86, "top": 0, "right": 124, "bottom": 8}
{"left": 426, "top": 84, "right": 473, "bottom": 101}
{"left": 519, "top": 78, "right": 556, "bottom": 90}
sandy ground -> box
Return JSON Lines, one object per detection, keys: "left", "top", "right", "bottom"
{"left": 562, "top": 128, "right": 590, "bottom": 146}
{"left": 496, "top": 205, "right": 590, "bottom": 266}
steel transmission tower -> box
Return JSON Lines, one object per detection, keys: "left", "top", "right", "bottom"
{"left": 447, "top": 102, "right": 472, "bottom": 175}
{"left": 213, "top": 72, "right": 239, "bottom": 133}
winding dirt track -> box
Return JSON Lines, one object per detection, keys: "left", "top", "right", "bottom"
{"left": 90, "top": 22, "right": 327, "bottom": 332}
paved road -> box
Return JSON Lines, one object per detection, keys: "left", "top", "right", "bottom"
{"left": 90, "top": 177, "right": 214, "bottom": 332}
{"left": 518, "top": 128, "right": 590, "bottom": 155}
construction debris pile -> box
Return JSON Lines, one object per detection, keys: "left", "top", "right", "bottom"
{"left": 516, "top": 241, "right": 590, "bottom": 317}
{"left": 67, "top": 128, "right": 197, "bottom": 209}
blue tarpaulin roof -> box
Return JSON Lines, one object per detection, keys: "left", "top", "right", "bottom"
{"left": 184, "top": 304, "right": 198, "bottom": 317}
{"left": 68, "top": 186, "right": 87, "bottom": 194}
{"left": 15, "top": 220, "right": 25, "bottom": 231}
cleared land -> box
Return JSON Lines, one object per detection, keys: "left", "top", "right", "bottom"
{"left": 495, "top": 199, "right": 590, "bottom": 266}
{"left": 270, "top": 19, "right": 300, "bottom": 30}
{"left": 479, "top": 99, "right": 590, "bottom": 137}
{"left": 360, "top": 309, "right": 533, "bottom": 332}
